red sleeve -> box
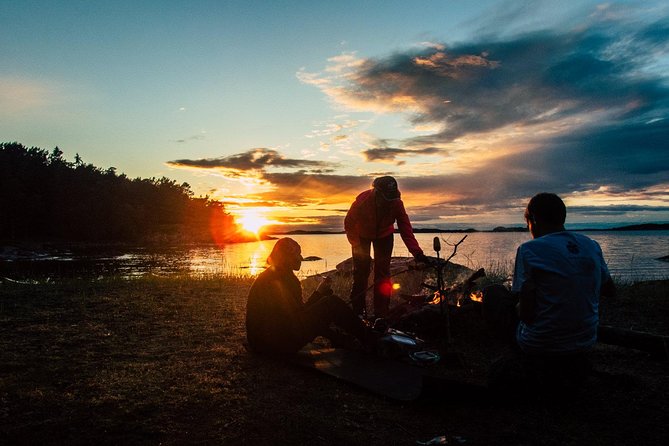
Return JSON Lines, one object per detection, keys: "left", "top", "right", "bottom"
{"left": 395, "top": 200, "right": 423, "bottom": 257}
{"left": 345, "top": 193, "right": 365, "bottom": 246}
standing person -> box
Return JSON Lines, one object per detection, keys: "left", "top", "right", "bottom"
{"left": 344, "top": 176, "right": 427, "bottom": 319}
{"left": 484, "top": 192, "right": 616, "bottom": 398}
{"left": 246, "top": 237, "right": 371, "bottom": 356}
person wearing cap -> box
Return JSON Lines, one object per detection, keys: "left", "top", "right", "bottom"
{"left": 246, "top": 237, "right": 371, "bottom": 355}
{"left": 344, "top": 176, "right": 427, "bottom": 318}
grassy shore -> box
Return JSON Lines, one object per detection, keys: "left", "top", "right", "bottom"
{"left": 1, "top": 275, "right": 667, "bottom": 445}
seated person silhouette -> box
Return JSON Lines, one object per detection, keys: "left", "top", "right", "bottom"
{"left": 484, "top": 193, "right": 615, "bottom": 399}
{"left": 246, "top": 237, "right": 371, "bottom": 356}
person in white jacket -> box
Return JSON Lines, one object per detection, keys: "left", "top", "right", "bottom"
{"left": 484, "top": 192, "right": 616, "bottom": 398}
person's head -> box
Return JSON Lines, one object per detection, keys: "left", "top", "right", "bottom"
{"left": 267, "top": 237, "right": 302, "bottom": 271}
{"left": 524, "top": 193, "right": 566, "bottom": 238}
{"left": 372, "top": 176, "right": 401, "bottom": 201}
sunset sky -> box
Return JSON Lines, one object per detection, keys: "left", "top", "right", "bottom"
{"left": 2, "top": 0, "right": 668, "bottom": 231}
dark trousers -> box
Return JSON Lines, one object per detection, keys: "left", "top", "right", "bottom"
{"left": 482, "top": 285, "right": 592, "bottom": 399}
{"left": 302, "top": 293, "right": 367, "bottom": 343}
{"left": 349, "top": 234, "right": 394, "bottom": 317}
{"left": 482, "top": 284, "right": 520, "bottom": 344}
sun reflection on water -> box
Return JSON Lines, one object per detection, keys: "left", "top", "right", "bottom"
{"left": 247, "top": 250, "right": 266, "bottom": 276}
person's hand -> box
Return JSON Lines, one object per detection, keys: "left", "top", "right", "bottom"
{"left": 413, "top": 253, "right": 431, "bottom": 269}
{"left": 414, "top": 253, "right": 429, "bottom": 264}
{"left": 413, "top": 254, "right": 447, "bottom": 269}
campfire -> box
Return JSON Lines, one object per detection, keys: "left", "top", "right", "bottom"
{"left": 425, "top": 287, "right": 484, "bottom": 308}
{"left": 469, "top": 290, "right": 484, "bottom": 303}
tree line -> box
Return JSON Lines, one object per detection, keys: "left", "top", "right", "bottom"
{"left": 0, "top": 142, "right": 246, "bottom": 244}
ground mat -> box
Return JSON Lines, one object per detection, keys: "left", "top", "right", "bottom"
{"left": 294, "top": 346, "right": 424, "bottom": 401}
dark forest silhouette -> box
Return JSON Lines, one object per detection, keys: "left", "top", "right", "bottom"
{"left": 0, "top": 142, "right": 252, "bottom": 245}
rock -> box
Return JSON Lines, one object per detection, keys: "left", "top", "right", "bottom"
{"left": 335, "top": 256, "right": 420, "bottom": 274}
{"left": 302, "top": 256, "right": 322, "bottom": 261}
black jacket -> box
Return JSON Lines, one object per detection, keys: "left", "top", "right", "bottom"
{"left": 246, "top": 266, "right": 308, "bottom": 354}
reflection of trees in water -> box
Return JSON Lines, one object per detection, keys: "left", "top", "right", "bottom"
{"left": 0, "top": 142, "right": 242, "bottom": 244}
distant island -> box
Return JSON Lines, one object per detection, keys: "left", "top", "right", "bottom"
{"left": 277, "top": 222, "right": 669, "bottom": 235}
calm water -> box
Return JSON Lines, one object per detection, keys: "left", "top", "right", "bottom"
{"left": 282, "top": 231, "right": 669, "bottom": 281}
{"left": 2, "top": 231, "right": 667, "bottom": 281}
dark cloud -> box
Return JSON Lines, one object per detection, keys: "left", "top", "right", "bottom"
{"left": 174, "top": 134, "right": 206, "bottom": 143}
{"left": 340, "top": 21, "right": 669, "bottom": 148}
{"left": 535, "top": 119, "right": 669, "bottom": 185}
{"left": 267, "top": 214, "right": 346, "bottom": 232}
{"left": 390, "top": 118, "right": 669, "bottom": 219}
{"left": 218, "top": 200, "right": 280, "bottom": 208}
{"left": 632, "top": 17, "right": 669, "bottom": 52}
{"left": 229, "top": 160, "right": 667, "bottom": 229}
{"left": 383, "top": 168, "right": 669, "bottom": 229}
{"left": 171, "top": 10, "right": 669, "bottom": 229}
{"left": 166, "top": 147, "right": 380, "bottom": 209}
{"left": 363, "top": 146, "right": 443, "bottom": 162}
{"left": 258, "top": 172, "right": 371, "bottom": 205}
{"left": 167, "top": 148, "right": 336, "bottom": 171}
{"left": 311, "top": 12, "right": 669, "bottom": 222}
{"left": 235, "top": 141, "right": 662, "bottom": 220}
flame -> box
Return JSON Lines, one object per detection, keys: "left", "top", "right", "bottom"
{"left": 427, "top": 289, "right": 479, "bottom": 307}
{"left": 469, "top": 290, "right": 484, "bottom": 303}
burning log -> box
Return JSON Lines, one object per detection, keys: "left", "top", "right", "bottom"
{"left": 420, "top": 267, "right": 486, "bottom": 307}
{"left": 390, "top": 268, "right": 487, "bottom": 338}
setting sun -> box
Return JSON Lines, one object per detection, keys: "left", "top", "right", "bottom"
{"left": 236, "top": 209, "right": 273, "bottom": 235}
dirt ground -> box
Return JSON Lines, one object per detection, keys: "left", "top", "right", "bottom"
{"left": 0, "top": 276, "right": 667, "bottom": 445}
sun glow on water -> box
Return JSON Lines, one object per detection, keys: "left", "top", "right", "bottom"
{"left": 247, "top": 250, "right": 266, "bottom": 275}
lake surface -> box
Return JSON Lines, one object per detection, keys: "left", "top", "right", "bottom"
{"left": 287, "top": 231, "right": 669, "bottom": 281}
{"left": 2, "top": 231, "right": 667, "bottom": 281}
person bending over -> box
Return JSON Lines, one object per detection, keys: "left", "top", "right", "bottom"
{"left": 344, "top": 176, "right": 427, "bottom": 318}
{"left": 246, "top": 237, "right": 370, "bottom": 356}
